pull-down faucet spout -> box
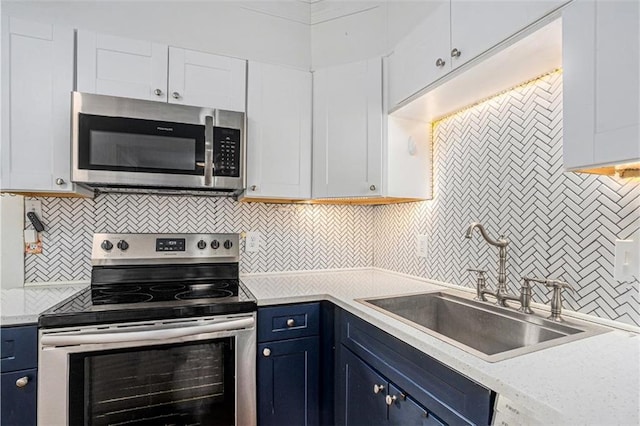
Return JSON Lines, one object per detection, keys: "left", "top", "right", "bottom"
{"left": 465, "top": 222, "right": 509, "bottom": 305}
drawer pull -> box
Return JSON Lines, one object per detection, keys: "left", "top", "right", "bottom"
{"left": 15, "top": 376, "right": 29, "bottom": 388}
{"left": 286, "top": 318, "right": 295, "bottom": 327}
{"left": 263, "top": 348, "right": 271, "bottom": 357}
{"left": 373, "top": 384, "right": 385, "bottom": 394}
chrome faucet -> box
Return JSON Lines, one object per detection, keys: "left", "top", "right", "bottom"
{"left": 465, "top": 222, "right": 511, "bottom": 306}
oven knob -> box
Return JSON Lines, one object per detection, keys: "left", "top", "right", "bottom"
{"left": 117, "top": 240, "right": 129, "bottom": 251}
{"left": 101, "top": 240, "right": 113, "bottom": 251}
{"left": 211, "top": 240, "right": 220, "bottom": 250}
{"left": 197, "top": 240, "right": 207, "bottom": 250}
{"left": 224, "top": 240, "right": 233, "bottom": 250}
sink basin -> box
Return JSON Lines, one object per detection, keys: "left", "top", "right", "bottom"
{"left": 358, "top": 291, "right": 608, "bottom": 362}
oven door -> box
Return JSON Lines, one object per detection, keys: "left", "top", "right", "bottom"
{"left": 38, "top": 314, "right": 256, "bottom": 426}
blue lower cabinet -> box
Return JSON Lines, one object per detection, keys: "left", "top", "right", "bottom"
{"left": 388, "top": 384, "right": 445, "bottom": 426}
{"left": 1, "top": 369, "right": 37, "bottom": 426}
{"left": 258, "top": 336, "right": 320, "bottom": 426}
{"left": 339, "top": 348, "right": 388, "bottom": 426}
{"left": 1, "top": 325, "right": 38, "bottom": 426}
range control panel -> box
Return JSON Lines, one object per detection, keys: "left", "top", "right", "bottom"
{"left": 92, "top": 233, "right": 240, "bottom": 265}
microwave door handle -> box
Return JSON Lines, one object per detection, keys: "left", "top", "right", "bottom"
{"left": 40, "top": 317, "right": 254, "bottom": 347}
{"left": 204, "top": 115, "right": 214, "bottom": 186}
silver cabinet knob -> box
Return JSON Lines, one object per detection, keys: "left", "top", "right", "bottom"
{"left": 369, "top": 185, "right": 376, "bottom": 191}
{"left": 286, "top": 318, "right": 295, "bottom": 327}
{"left": 154, "top": 88, "right": 163, "bottom": 96}
{"left": 373, "top": 384, "right": 385, "bottom": 394}
{"left": 250, "top": 185, "right": 257, "bottom": 191}
{"left": 16, "top": 376, "right": 29, "bottom": 388}
{"left": 385, "top": 395, "right": 397, "bottom": 406}
{"left": 172, "top": 92, "right": 181, "bottom": 99}
{"left": 435, "top": 58, "right": 446, "bottom": 67}
{"left": 451, "top": 48, "right": 462, "bottom": 58}
{"left": 55, "top": 178, "right": 65, "bottom": 185}
{"left": 263, "top": 348, "right": 271, "bottom": 357}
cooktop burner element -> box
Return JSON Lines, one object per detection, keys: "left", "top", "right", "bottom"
{"left": 39, "top": 233, "right": 256, "bottom": 328}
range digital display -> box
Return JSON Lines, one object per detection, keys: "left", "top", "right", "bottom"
{"left": 156, "top": 238, "right": 186, "bottom": 252}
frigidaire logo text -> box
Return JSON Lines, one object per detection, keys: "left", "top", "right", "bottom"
{"left": 157, "top": 127, "right": 174, "bottom": 131}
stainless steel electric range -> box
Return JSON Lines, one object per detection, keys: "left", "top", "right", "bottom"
{"left": 38, "top": 233, "right": 257, "bottom": 426}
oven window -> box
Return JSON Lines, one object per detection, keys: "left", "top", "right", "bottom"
{"left": 68, "top": 338, "right": 235, "bottom": 426}
{"left": 78, "top": 114, "right": 205, "bottom": 175}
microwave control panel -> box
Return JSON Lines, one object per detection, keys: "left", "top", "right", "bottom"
{"left": 213, "top": 127, "right": 241, "bottom": 177}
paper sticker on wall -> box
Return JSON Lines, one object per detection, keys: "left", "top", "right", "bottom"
{"left": 24, "top": 229, "right": 42, "bottom": 254}
{"left": 25, "top": 240, "right": 42, "bottom": 255}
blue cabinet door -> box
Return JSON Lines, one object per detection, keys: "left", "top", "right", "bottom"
{"left": 338, "top": 348, "right": 388, "bottom": 426}
{"left": 1, "top": 369, "right": 37, "bottom": 426}
{"left": 388, "top": 384, "right": 446, "bottom": 426}
{"left": 258, "top": 336, "right": 320, "bottom": 426}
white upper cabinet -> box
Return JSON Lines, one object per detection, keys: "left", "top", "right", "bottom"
{"left": 1, "top": 17, "right": 88, "bottom": 195}
{"left": 388, "top": 0, "right": 450, "bottom": 109}
{"left": 246, "top": 62, "right": 311, "bottom": 200}
{"left": 313, "top": 58, "right": 382, "bottom": 199}
{"left": 77, "top": 31, "right": 246, "bottom": 111}
{"left": 77, "top": 31, "right": 168, "bottom": 102}
{"left": 388, "top": 0, "right": 567, "bottom": 110}
{"left": 449, "top": 0, "right": 566, "bottom": 71}
{"left": 563, "top": 0, "right": 640, "bottom": 172}
{"left": 168, "top": 47, "right": 246, "bottom": 111}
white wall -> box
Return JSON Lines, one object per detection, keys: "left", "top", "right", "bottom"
{"left": 310, "top": 1, "right": 440, "bottom": 69}
{"left": 1, "top": 0, "right": 311, "bottom": 69}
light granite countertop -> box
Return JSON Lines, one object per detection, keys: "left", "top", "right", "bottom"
{"left": 241, "top": 268, "right": 640, "bottom": 425}
{"left": 1, "top": 283, "right": 88, "bottom": 326}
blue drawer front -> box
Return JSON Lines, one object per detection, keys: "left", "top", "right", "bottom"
{"left": 258, "top": 303, "right": 320, "bottom": 342}
{"left": 1, "top": 326, "right": 37, "bottom": 373}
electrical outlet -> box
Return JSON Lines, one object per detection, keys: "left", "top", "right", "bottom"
{"left": 245, "top": 232, "right": 262, "bottom": 253}
{"left": 614, "top": 236, "right": 640, "bottom": 282}
{"left": 416, "top": 234, "right": 429, "bottom": 258}
{"left": 25, "top": 200, "right": 42, "bottom": 223}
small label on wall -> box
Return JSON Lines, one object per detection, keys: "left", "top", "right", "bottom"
{"left": 25, "top": 240, "right": 42, "bottom": 255}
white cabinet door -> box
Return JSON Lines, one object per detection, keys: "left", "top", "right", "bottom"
{"left": 563, "top": 0, "right": 640, "bottom": 170}
{"left": 76, "top": 30, "right": 168, "bottom": 102}
{"left": 388, "top": 0, "right": 450, "bottom": 109}
{"left": 450, "top": 0, "right": 566, "bottom": 70}
{"left": 168, "top": 47, "right": 246, "bottom": 111}
{"left": 1, "top": 17, "right": 75, "bottom": 192}
{"left": 313, "top": 58, "right": 382, "bottom": 198}
{"left": 246, "top": 62, "right": 311, "bottom": 200}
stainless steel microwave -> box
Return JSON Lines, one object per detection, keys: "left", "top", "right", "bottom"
{"left": 72, "top": 92, "right": 245, "bottom": 196}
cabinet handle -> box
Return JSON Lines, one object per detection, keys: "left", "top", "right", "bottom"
{"left": 55, "top": 178, "right": 65, "bottom": 186}
{"left": 373, "top": 384, "right": 385, "bottom": 394}
{"left": 451, "top": 48, "right": 462, "bottom": 58}
{"left": 435, "top": 58, "right": 446, "bottom": 67}
{"left": 385, "top": 395, "right": 397, "bottom": 406}
{"left": 263, "top": 348, "right": 271, "bottom": 357}
{"left": 172, "top": 92, "right": 181, "bottom": 99}
{"left": 286, "top": 318, "right": 295, "bottom": 327}
{"left": 369, "top": 185, "right": 376, "bottom": 191}
{"left": 15, "top": 376, "right": 29, "bottom": 388}
{"left": 154, "top": 88, "right": 163, "bottom": 96}
{"left": 250, "top": 185, "right": 257, "bottom": 191}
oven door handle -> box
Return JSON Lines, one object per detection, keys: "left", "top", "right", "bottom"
{"left": 40, "top": 317, "right": 254, "bottom": 347}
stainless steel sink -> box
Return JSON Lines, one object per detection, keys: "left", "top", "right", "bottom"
{"left": 358, "top": 291, "right": 608, "bottom": 362}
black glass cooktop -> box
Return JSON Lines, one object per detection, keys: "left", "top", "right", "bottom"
{"left": 39, "top": 279, "right": 256, "bottom": 328}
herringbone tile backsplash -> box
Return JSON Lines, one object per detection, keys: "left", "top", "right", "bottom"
{"left": 374, "top": 72, "right": 640, "bottom": 327}
{"left": 24, "top": 197, "right": 374, "bottom": 281}
{"left": 24, "top": 73, "right": 640, "bottom": 326}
